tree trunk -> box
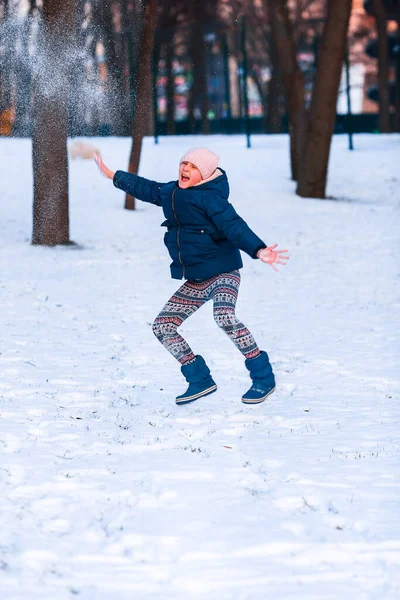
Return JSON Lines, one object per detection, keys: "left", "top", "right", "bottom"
{"left": 228, "top": 53, "right": 240, "bottom": 118}
{"left": 267, "top": 66, "right": 282, "bottom": 133}
{"left": 267, "top": 0, "right": 307, "bottom": 180}
{"left": 125, "top": 0, "right": 158, "bottom": 210}
{"left": 188, "top": 1, "right": 209, "bottom": 134}
{"left": 373, "top": 0, "right": 391, "bottom": 133}
{"left": 1, "top": 1, "right": 13, "bottom": 124}
{"left": 32, "top": 0, "right": 76, "bottom": 245}
{"left": 200, "top": 38, "right": 210, "bottom": 133}
{"left": 189, "top": 33, "right": 209, "bottom": 133}
{"left": 395, "top": 14, "right": 400, "bottom": 133}
{"left": 187, "top": 61, "right": 196, "bottom": 132}
{"left": 12, "top": 15, "right": 31, "bottom": 136}
{"left": 265, "top": 15, "right": 282, "bottom": 134}
{"left": 253, "top": 74, "right": 269, "bottom": 133}
{"left": 166, "top": 35, "right": 175, "bottom": 135}
{"left": 94, "top": 0, "right": 126, "bottom": 135}
{"left": 296, "top": 0, "right": 352, "bottom": 199}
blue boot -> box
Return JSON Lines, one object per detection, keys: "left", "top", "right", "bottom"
{"left": 242, "top": 351, "right": 275, "bottom": 404}
{"left": 176, "top": 355, "right": 217, "bottom": 405}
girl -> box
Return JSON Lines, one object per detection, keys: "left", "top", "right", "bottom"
{"left": 94, "top": 148, "right": 289, "bottom": 405}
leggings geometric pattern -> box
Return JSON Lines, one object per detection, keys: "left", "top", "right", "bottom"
{"left": 152, "top": 270, "right": 261, "bottom": 364}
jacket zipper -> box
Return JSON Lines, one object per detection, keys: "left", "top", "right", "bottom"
{"left": 172, "top": 188, "right": 185, "bottom": 278}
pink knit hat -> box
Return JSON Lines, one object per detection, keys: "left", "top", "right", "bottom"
{"left": 180, "top": 147, "right": 220, "bottom": 180}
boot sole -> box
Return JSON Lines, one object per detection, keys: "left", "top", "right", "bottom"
{"left": 176, "top": 385, "right": 217, "bottom": 405}
{"left": 242, "top": 386, "right": 276, "bottom": 405}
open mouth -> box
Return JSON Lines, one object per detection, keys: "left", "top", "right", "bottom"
{"left": 181, "top": 174, "right": 190, "bottom": 183}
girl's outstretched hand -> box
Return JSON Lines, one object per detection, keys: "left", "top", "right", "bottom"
{"left": 94, "top": 153, "right": 115, "bottom": 180}
{"left": 257, "top": 244, "right": 289, "bottom": 272}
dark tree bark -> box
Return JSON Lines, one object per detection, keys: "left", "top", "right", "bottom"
{"left": 188, "top": 0, "right": 210, "bottom": 134}
{"left": 396, "top": 14, "right": 400, "bottom": 133}
{"left": 267, "top": 27, "right": 283, "bottom": 135}
{"left": 373, "top": 0, "right": 391, "bottom": 132}
{"left": 188, "top": 32, "right": 209, "bottom": 133}
{"left": 94, "top": 0, "right": 126, "bottom": 135}
{"left": 267, "top": 0, "right": 307, "bottom": 180}
{"left": 165, "top": 35, "right": 175, "bottom": 135}
{"left": 0, "top": 0, "right": 12, "bottom": 117}
{"left": 157, "top": 0, "right": 180, "bottom": 133}
{"left": 296, "top": 0, "right": 352, "bottom": 199}
{"left": 252, "top": 73, "right": 269, "bottom": 132}
{"left": 125, "top": 0, "right": 159, "bottom": 210}
{"left": 32, "top": 0, "right": 77, "bottom": 245}
{"left": 267, "top": 63, "right": 282, "bottom": 134}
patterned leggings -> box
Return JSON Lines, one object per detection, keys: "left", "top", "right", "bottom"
{"left": 152, "top": 270, "right": 261, "bottom": 364}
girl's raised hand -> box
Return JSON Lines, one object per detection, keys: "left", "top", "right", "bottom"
{"left": 257, "top": 244, "right": 289, "bottom": 272}
{"left": 94, "top": 153, "right": 115, "bottom": 180}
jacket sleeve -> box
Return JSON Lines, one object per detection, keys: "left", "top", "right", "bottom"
{"left": 113, "top": 170, "right": 165, "bottom": 207}
{"left": 202, "top": 193, "right": 267, "bottom": 258}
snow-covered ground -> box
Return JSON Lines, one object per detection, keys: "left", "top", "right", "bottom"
{"left": 0, "top": 134, "right": 399, "bottom": 599}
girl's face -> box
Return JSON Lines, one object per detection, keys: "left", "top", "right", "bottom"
{"left": 179, "top": 161, "right": 203, "bottom": 188}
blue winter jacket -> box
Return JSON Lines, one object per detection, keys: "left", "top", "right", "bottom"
{"left": 113, "top": 168, "right": 267, "bottom": 281}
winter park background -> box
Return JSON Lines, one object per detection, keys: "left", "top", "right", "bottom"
{"left": 1, "top": 0, "right": 400, "bottom": 598}
{"left": 1, "top": 133, "right": 399, "bottom": 599}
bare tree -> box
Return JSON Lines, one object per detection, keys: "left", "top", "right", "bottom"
{"left": 396, "top": 11, "right": 400, "bottom": 133}
{"left": 157, "top": 0, "right": 182, "bottom": 135}
{"left": 296, "top": 0, "right": 352, "bottom": 199}
{"left": 267, "top": 0, "right": 307, "bottom": 180}
{"left": 125, "top": 0, "right": 159, "bottom": 210}
{"left": 187, "top": 0, "right": 210, "bottom": 133}
{"left": 93, "top": 0, "right": 128, "bottom": 134}
{"left": 266, "top": 36, "right": 283, "bottom": 134}
{"left": 244, "top": 0, "right": 283, "bottom": 133}
{"left": 0, "top": 0, "right": 12, "bottom": 125}
{"left": 372, "top": 0, "right": 391, "bottom": 132}
{"left": 165, "top": 33, "right": 175, "bottom": 134}
{"left": 32, "top": 0, "right": 77, "bottom": 245}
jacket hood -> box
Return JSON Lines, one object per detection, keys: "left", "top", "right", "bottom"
{"left": 192, "top": 168, "right": 229, "bottom": 198}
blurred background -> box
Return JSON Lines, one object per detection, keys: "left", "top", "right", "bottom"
{"left": 0, "top": 0, "right": 399, "bottom": 138}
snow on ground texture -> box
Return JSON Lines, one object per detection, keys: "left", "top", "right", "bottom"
{"left": 0, "top": 134, "right": 399, "bottom": 600}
